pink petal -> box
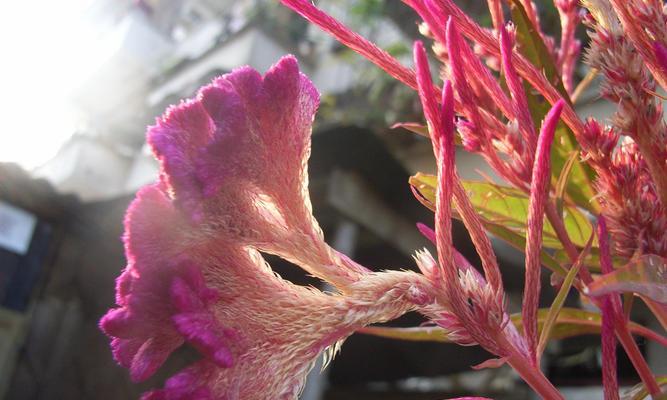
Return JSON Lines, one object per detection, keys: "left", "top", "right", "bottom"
{"left": 471, "top": 357, "right": 508, "bottom": 370}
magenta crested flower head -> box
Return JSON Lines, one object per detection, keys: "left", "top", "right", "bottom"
{"left": 145, "top": 55, "right": 366, "bottom": 289}
{"left": 100, "top": 56, "right": 435, "bottom": 399}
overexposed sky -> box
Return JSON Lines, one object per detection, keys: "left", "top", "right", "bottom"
{"left": 0, "top": 0, "right": 108, "bottom": 169}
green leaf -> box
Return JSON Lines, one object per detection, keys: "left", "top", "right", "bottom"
{"left": 482, "top": 221, "right": 566, "bottom": 277}
{"left": 509, "top": 0, "right": 562, "bottom": 96}
{"left": 509, "top": 0, "right": 599, "bottom": 214}
{"left": 358, "top": 325, "right": 455, "bottom": 342}
{"left": 553, "top": 248, "right": 633, "bottom": 274}
{"left": 586, "top": 254, "right": 667, "bottom": 303}
{"left": 409, "top": 174, "right": 595, "bottom": 249}
{"left": 537, "top": 234, "right": 593, "bottom": 357}
{"left": 390, "top": 122, "right": 429, "bottom": 138}
{"left": 555, "top": 150, "right": 579, "bottom": 216}
{"left": 359, "top": 308, "right": 663, "bottom": 344}
{"left": 513, "top": 308, "right": 662, "bottom": 342}
{"left": 390, "top": 121, "right": 464, "bottom": 143}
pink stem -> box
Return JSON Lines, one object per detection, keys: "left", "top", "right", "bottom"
{"left": 598, "top": 217, "right": 661, "bottom": 397}
{"left": 544, "top": 202, "right": 594, "bottom": 284}
{"left": 506, "top": 352, "right": 564, "bottom": 400}
{"left": 599, "top": 217, "right": 621, "bottom": 400}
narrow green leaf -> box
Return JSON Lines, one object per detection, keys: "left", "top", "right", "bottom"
{"left": 390, "top": 122, "right": 429, "bottom": 138}
{"left": 358, "top": 325, "right": 454, "bottom": 342}
{"left": 537, "top": 234, "right": 593, "bottom": 357}
{"left": 390, "top": 122, "right": 464, "bottom": 146}
{"left": 622, "top": 376, "right": 667, "bottom": 400}
{"left": 359, "top": 308, "right": 664, "bottom": 345}
{"left": 553, "top": 248, "right": 632, "bottom": 273}
{"left": 509, "top": 0, "right": 563, "bottom": 95}
{"left": 555, "top": 150, "right": 579, "bottom": 216}
{"left": 586, "top": 254, "right": 667, "bottom": 303}
{"left": 482, "top": 221, "right": 566, "bottom": 277}
{"left": 512, "top": 308, "right": 664, "bottom": 343}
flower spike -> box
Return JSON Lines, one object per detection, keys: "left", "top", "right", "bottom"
{"left": 434, "top": 80, "right": 456, "bottom": 278}
{"left": 500, "top": 24, "right": 537, "bottom": 154}
{"left": 280, "top": 0, "right": 419, "bottom": 92}
{"left": 523, "top": 99, "right": 564, "bottom": 365}
{"left": 414, "top": 41, "right": 444, "bottom": 153}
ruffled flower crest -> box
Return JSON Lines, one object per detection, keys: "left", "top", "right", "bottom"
{"left": 148, "top": 55, "right": 366, "bottom": 288}
{"left": 100, "top": 56, "right": 435, "bottom": 399}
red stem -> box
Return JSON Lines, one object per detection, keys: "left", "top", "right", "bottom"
{"left": 548, "top": 207, "right": 661, "bottom": 396}
{"left": 613, "top": 316, "right": 662, "bottom": 396}
{"left": 506, "top": 352, "right": 564, "bottom": 400}
{"left": 544, "top": 202, "right": 594, "bottom": 284}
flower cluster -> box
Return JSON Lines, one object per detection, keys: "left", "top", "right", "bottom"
{"left": 582, "top": 0, "right": 667, "bottom": 258}
{"left": 101, "top": 0, "right": 667, "bottom": 399}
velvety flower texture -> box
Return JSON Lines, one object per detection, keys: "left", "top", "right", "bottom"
{"left": 100, "top": 56, "right": 434, "bottom": 399}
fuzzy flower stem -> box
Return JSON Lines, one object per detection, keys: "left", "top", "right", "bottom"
{"left": 414, "top": 41, "right": 446, "bottom": 154}
{"left": 451, "top": 181, "right": 504, "bottom": 292}
{"left": 280, "top": 0, "right": 438, "bottom": 97}
{"left": 434, "top": 81, "right": 456, "bottom": 277}
{"left": 523, "top": 100, "right": 564, "bottom": 365}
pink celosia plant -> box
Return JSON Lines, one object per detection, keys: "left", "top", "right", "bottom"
{"left": 101, "top": 0, "right": 667, "bottom": 398}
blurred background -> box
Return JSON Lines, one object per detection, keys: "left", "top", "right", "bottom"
{"left": 0, "top": 0, "right": 663, "bottom": 399}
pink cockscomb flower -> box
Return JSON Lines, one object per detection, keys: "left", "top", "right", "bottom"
{"left": 100, "top": 56, "right": 437, "bottom": 399}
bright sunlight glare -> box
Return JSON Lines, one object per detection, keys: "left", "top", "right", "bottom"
{"left": 0, "top": 1, "right": 109, "bottom": 169}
